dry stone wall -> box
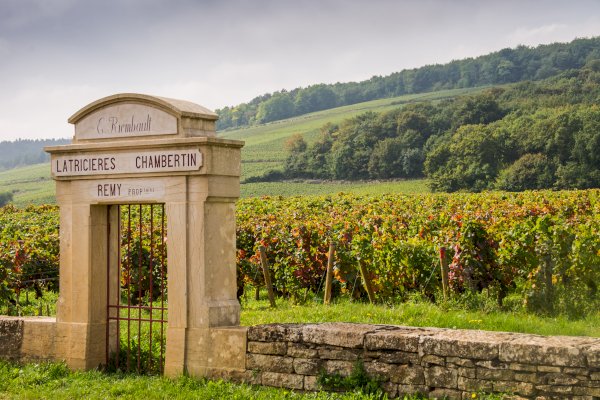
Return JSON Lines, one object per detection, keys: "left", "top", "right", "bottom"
{"left": 1, "top": 318, "right": 599, "bottom": 399}
{"left": 242, "top": 323, "right": 600, "bottom": 400}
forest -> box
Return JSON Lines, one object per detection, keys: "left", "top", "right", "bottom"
{"left": 216, "top": 37, "right": 600, "bottom": 130}
{"left": 0, "top": 138, "right": 69, "bottom": 171}
{"left": 259, "top": 60, "right": 600, "bottom": 192}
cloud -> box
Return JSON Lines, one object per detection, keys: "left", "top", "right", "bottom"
{"left": 1, "top": 0, "right": 600, "bottom": 140}
{"left": 508, "top": 24, "right": 570, "bottom": 45}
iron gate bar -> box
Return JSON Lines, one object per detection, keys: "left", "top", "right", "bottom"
{"left": 160, "top": 207, "right": 165, "bottom": 372}
{"left": 137, "top": 203, "right": 142, "bottom": 372}
{"left": 106, "top": 203, "right": 167, "bottom": 374}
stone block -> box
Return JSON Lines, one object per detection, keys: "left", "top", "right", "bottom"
{"left": 535, "top": 384, "right": 574, "bottom": 395}
{"left": 586, "top": 342, "right": 600, "bottom": 368}
{"left": 302, "top": 323, "right": 374, "bottom": 348}
{"left": 494, "top": 380, "right": 535, "bottom": 396}
{"left": 474, "top": 359, "right": 507, "bottom": 369}
{"left": 428, "top": 388, "right": 461, "bottom": 399}
{"left": 261, "top": 372, "right": 304, "bottom": 390}
{"left": 458, "top": 376, "right": 492, "bottom": 392}
{"left": 397, "top": 384, "right": 429, "bottom": 397}
{"left": 509, "top": 363, "right": 537, "bottom": 372}
{"left": 424, "top": 366, "right": 458, "bottom": 388}
{"left": 499, "top": 335, "right": 596, "bottom": 367}
{"left": 381, "top": 381, "right": 398, "bottom": 398}
{"left": 246, "top": 353, "right": 293, "bottom": 373}
{"left": 323, "top": 360, "right": 355, "bottom": 376}
{"left": 247, "top": 324, "right": 303, "bottom": 343}
{"left": 379, "top": 351, "right": 419, "bottom": 365}
{"left": 204, "top": 368, "right": 261, "bottom": 385}
{"left": 563, "top": 367, "right": 587, "bottom": 375}
{"left": 457, "top": 367, "right": 476, "bottom": 378}
{"left": 420, "top": 329, "right": 512, "bottom": 361}
{"left": 247, "top": 341, "right": 287, "bottom": 356}
{"left": 390, "top": 364, "right": 425, "bottom": 385}
{"left": 293, "top": 358, "right": 322, "bottom": 375}
{"left": 537, "top": 365, "right": 562, "bottom": 373}
{"left": 446, "top": 357, "right": 474, "bottom": 368}
{"left": 0, "top": 317, "right": 23, "bottom": 360}
{"left": 477, "top": 368, "right": 515, "bottom": 381}
{"left": 303, "top": 375, "right": 319, "bottom": 391}
{"left": 364, "top": 361, "right": 393, "bottom": 380}
{"left": 318, "top": 346, "right": 360, "bottom": 361}
{"left": 545, "top": 373, "right": 579, "bottom": 385}
{"left": 287, "top": 342, "right": 318, "bottom": 358}
{"left": 422, "top": 354, "right": 445, "bottom": 366}
{"left": 514, "top": 372, "right": 541, "bottom": 383}
{"left": 365, "top": 326, "right": 433, "bottom": 352}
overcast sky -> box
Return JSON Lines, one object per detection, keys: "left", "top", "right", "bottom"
{"left": 1, "top": 0, "right": 599, "bottom": 140}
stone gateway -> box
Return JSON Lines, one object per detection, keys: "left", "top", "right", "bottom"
{"left": 44, "top": 93, "right": 247, "bottom": 376}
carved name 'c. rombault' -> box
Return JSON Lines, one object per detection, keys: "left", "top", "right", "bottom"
{"left": 97, "top": 114, "right": 151, "bottom": 135}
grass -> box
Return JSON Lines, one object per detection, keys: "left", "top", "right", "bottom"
{"left": 7, "top": 287, "right": 600, "bottom": 338}
{"left": 2, "top": 290, "right": 58, "bottom": 317}
{"left": 239, "top": 289, "right": 600, "bottom": 338}
{"left": 0, "top": 360, "right": 507, "bottom": 399}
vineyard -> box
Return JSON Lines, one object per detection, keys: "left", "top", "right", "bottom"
{"left": 1, "top": 190, "right": 600, "bottom": 318}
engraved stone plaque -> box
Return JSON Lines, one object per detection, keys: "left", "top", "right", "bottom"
{"left": 75, "top": 103, "right": 177, "bottom": 139}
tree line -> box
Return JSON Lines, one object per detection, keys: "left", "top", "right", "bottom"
{"left": 217, "top": 37, "right": 600, "bottom": 130}
{"left": 0, "top": 138, "right": 70, "bottom": 171}
{"left": 252, "top": 60, "right": 600, "bottom": 192}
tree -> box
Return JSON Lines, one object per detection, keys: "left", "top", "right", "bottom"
{"left": 283, "top": 134, "right": 308, "bottom": 178}
{"left": 0, "top": 192, "right": 13, "bottom": 207}
{"left": 496, "top": 153, "right": 555, "bottom": 191}
{"left": 255, "top": 93, "right": 295, "bottom": 123}
{"left": 427, "top": 124, "right": 506, "bottom": 192}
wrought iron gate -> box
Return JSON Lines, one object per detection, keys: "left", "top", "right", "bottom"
{"left": 106, "top": 204, "right": 167, "bottom": 374}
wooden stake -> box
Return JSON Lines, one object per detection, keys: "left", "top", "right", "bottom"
{"left": 259, "top": 246, "right": 277, "bottom": 308}
{"left": 439, "top": 247, "right": 449, "bottom": 300}
{"left": 358, "top": 261, "right": 376, "bottom": 304}
{"left": 323, "top": 242, "right": 336, "bottom": 305}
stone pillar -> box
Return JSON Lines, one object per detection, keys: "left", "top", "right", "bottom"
{"left": 54, "top": 183, "right": 111, "bottom": 369}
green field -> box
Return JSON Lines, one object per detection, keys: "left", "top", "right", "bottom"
{"left": 0, "top": 163, "right": 430, "bottom": 206}
{"left": 0, "top": 163, "right": 55, "bottom": 206}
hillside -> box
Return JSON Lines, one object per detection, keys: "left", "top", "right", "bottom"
{"left": 216, "top": 37, "right": 600, "bottom": 130}
{"left": 270, "top": 64, "right": 600, "bottom": 192}
{"left": 219, "top": 86, "right": 488, "bottom": 180}
{"left": 2, "top": 88, "right": 494, "bottom": 205}
{"left": 0, "top": 163, "right": 54, "bottom": 206}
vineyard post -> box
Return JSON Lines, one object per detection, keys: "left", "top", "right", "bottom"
{"left": 323, "top": 242, "right": 336, "bottom": 305}
{"left": 259, "top": 246, "right": 277, "bottom": 308}
{"left": 543, "top": 254, "right": 555, "bottom": 314}
{"left": 439, "top": 247, "right": 449, "bottom": 300}
{"left": 358, "top": 261, "right": 376, "bottom": 304}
